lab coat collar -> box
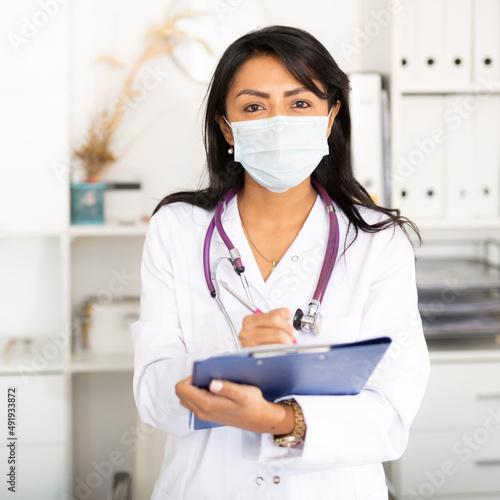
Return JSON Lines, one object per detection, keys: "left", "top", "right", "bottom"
{"left": 211, "top": 193, "right": 330, "bottom": 298}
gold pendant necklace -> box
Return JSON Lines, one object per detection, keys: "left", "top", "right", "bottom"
{"left": 238, "top": 204, "right": 280, "bottom": 272}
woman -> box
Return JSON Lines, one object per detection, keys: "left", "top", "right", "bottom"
{"left": 132, "top": 25, "right": 429, "bottom": 500}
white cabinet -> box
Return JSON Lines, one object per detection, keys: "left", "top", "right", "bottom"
{"left": 0, "top": 374, "right": 69, "bottom": 497}
{"left": 390, "top": 351, "right": 500, "bottom": 498}
{"left": 401, "top": 431, "right": 500, "bottom": 496}
{"left": 412, "top": 363, "right": 500, "bottom": 428}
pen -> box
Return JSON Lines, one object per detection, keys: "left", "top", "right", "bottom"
{"left": 219, "top": 280, "right": 297, "bottom": 344}
{"left": 219, "top": 280, "right": 263, "bottom": 313}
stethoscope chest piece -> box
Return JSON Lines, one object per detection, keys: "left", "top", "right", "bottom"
{"left": 293, "top": 300, "right": 323, "bottom": 335}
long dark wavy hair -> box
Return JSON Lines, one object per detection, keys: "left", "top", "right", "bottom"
{"left": 153, "top": 25, "right": 419, "bottom": 243}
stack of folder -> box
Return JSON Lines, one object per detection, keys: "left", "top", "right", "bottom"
{"left": 397, "top": 0, "right": 500, "bottom": 92}
{"left": 392, "top": 95, "right": 500, "bottom": 221}
{"left": 392, "top": 0, "right": 500, "bottom": 221}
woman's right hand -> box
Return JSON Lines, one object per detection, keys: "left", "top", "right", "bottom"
{"left": 239, "top": 308, "right": 297, "bottom": 348}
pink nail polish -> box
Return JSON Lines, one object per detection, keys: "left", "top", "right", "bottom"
{"left": 209, "top": 380, "right": 223, "bottom": 393}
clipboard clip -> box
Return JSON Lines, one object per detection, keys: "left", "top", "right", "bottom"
{"left": 251, "top": 346, "right": 331, "bottom": 358}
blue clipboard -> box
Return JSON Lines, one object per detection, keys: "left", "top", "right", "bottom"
{"left": 190, "top": 336, "right": 392, "bottom": 430}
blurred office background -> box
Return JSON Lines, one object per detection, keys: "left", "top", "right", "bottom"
{"left": 1, "top": 0, "right": 500, "bottom": 498}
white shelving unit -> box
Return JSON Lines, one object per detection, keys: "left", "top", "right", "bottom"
{"left": 389, "top": 342, "right": 500, "bottom": 499}
{"left": 0, "top": 217, "right": 146, "bottom": 497}
{"left": 391, "top": 0, "right": 500, "bottom": 230}
{"left": 69, "top": 223, "right": 149, "bottom": 238}
{"left": 388, "top": 1, "right": 500, "bottom": 498}
{"left": 67, "top": 223, "right": 146, "bottom": 496}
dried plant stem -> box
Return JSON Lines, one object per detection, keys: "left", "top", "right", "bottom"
{"left": 74, "top": 10, "right": 211, "bottom": 181}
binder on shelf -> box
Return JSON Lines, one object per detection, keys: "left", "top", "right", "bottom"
{"left": 392, "top": 97, "right": 445, "bottom": 219}
{"left": 473, "top": 96, "right": 500, "bottom": 217}
{"left": 190, "top": 337, "right": 392, "bottom": 430}
{"left": 444, "top": 95, "right": 474, "bottom": 218}
{"left": 349, "top": 73, "right": 384, "bottom": 205}
{"left": 443, "top": 0, "right": 472, "bottom": 90}
{"left": 398, "top": 0, "right": 418, "bottom": 90}
{"left": 415, "top": 0, "right": 445, "bottom": 89}
{"left": 473, "top": 0, "right": 500, "bottom": 84}
{"left": 381, "top": 89, "right": 391, "bottom": 207}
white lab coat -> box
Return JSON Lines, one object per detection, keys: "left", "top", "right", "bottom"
{"left": 132, "top": 194, "right": 430, "bottom": 500}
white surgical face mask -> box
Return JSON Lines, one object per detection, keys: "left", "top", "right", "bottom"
{"left": 225, "top": 112, "right": 331, "bottom": 193}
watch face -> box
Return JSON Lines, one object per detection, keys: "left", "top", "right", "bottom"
{"left": 276, "top": 435, "right": 303, "bottom": 447}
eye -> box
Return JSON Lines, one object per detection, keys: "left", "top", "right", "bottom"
{"left": 292, "top": 100, "right": 311, "bottom": 109}
{"left": 244, "top": 104, "right": 263, "bottom": 113}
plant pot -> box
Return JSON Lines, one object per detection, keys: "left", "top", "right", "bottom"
{"left": 105, "top": 181, "right": 143, "bottom": 225}
{"left": 71, "top": 182, "right": 106, "bottom": 225}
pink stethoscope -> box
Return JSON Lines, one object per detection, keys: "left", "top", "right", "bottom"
{"left": 203, "top": 178, "right": 340, "bottom": 349}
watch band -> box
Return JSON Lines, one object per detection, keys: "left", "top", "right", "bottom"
{"left": 273, "top": 399, "right": 307, "bottom": 447}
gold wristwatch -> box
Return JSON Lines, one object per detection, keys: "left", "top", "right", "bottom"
{"left": 273, "top": 400, "right": 307, "bottom": 447}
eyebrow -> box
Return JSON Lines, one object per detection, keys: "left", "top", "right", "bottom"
{"left": 234, "top": 87, "right": 311, "bottom": 100}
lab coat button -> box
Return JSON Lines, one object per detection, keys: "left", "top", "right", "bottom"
{"left": 291, "top": 255, "right": 299, "bottom": 262}
{"left": 273, "top": 475, "right": 280, "bottom": 484}
{"left": 255, "top": 477, "right": 264, "bottom": 485}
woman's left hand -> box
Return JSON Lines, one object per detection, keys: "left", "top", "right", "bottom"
{"left": 175, "top": 376, "right": 294, "bottom": 435}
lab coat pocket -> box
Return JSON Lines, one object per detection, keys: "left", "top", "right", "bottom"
{"left": 317, "top": 314, "right": 361, "bottom": 344}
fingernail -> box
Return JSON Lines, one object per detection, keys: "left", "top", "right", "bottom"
{"left": 293, "top": 339, "right": 298, "bottom": 344}
{"left": 209, "top": 380, "right": 223, "bottom": 393}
